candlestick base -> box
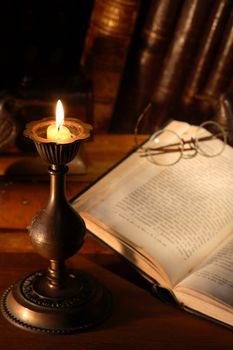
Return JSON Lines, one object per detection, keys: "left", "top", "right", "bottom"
{"left": 1, "top": 269, "right": 111, "bottom": 334}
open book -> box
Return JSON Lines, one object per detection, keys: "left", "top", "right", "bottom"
{"left": 73, "top": 120, "right": 233, "bottom": 329}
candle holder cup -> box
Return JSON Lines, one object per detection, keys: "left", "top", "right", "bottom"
{"left": 1, "top": 118, "right": 111, "bottom": 334}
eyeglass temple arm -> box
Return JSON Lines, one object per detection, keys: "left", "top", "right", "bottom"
{"left": 143, "top": 133, "right": 224, "bottom": 153}
{"left": 134, "top": 103, "right": 152, "bottom": 147}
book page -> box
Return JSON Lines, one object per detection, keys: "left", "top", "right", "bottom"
{"left": 76, "top": 121, "right": 190, "bottom": 209}
{"left": 174, "top": 236, "right": 233, "bottom": 326}
{"left": 74, "top": 121, "right": 233, "bottom": 286}
{"left": 175, "top": 236, "right": 233, "bottom": 306}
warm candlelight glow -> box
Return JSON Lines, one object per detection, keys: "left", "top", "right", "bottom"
{"left": 47, "top": 100, "right": 71, "bottom": 142}
{"left": 56, "top": 99, "right": 64, "bottom": 130}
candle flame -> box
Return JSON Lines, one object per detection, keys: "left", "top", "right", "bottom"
{"left": 56, "top": 100, "right": 64, "bottom": 130}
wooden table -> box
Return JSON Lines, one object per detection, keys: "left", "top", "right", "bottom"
{"left": 0, "top": 135, "right": 233, "bottom": 349}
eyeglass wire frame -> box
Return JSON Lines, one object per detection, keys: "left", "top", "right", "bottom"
{"left": 134, "top": 105, "right": 227, "bottom": 166}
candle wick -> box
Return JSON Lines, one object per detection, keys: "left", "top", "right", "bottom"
{"left": 57, "top": 121, "right": 63, "bottom": 133}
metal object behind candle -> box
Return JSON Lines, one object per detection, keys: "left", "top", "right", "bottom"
{"left": 0, "top": 118, "right": 111, "bottom": 334}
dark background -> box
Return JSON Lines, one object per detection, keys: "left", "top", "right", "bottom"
{"left": 0, "top": 1, "right": 94, "bottom": 90}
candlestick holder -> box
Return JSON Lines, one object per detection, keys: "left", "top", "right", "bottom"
{"left": 1, "top": 118, "right": 111, "bottom": 334}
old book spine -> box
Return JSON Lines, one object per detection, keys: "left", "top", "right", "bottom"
{"left": 151, "top": 0, "right": 213, "bottom": 124}
{"left": 197, "top": 5, "right": 233, "bottom": 117}
{"left": 227, "top": 75, "right": 233, "bottom": 93}
{"left": 183, "top": 0, "right": 233, "bottom": 122}
{"left": 110, "top": 0, "right": 183, "bottom": 133}
{"left": 81, "top": 0, "right": 141, "bottom": 132}
{"left": 183, "top": 0, "right": 232, "bottom": 104}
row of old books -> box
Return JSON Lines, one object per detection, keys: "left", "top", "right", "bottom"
{"left": 81, "top": 0, "right": 233, "bottom": 133}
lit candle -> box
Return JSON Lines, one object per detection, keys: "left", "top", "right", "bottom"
{"left": 47, "top": 100, "right": 71, "bottom": 142}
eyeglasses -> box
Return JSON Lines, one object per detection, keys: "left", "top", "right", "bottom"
{"left": 134, "top": 105, "right": 227, "bottom": 166}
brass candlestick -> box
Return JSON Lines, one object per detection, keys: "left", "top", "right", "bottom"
{"left": 1, "top": 117, "right": 111, "bottom": 334}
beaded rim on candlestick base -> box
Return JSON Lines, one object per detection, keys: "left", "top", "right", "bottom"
{"left": 1, "top": 269, "right": 111, "bottom": 335}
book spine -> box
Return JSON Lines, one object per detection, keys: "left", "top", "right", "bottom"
{"left": 151, "top": 0, "right": 213, "bottom": 123}
{"left": 197, "top": 5, "right": 233, "bottom": 117}
{"left": 81, "top": 0, "right": 141, "bottom": 132}
{"left": 227, "top": 75, "right": 233, "bottom": 93}
{"left": 110, "top": 0, "right": 183, "bottom": 133}
{"left": 182, "top": 0, "right": 232, "bottom": 109}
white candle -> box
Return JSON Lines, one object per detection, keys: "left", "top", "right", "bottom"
{"left": 47, "top": 123, "right": 71, "bottom": 141}
{"left": 47, "top": 100, "right": 71, "bottom": 142}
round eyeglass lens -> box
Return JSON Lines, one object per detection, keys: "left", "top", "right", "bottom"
{"left": 145, "top": 129, "right": 183, "bottom": 166}
{"left": 195, "top": 121, "right": 226, "bottom": 157}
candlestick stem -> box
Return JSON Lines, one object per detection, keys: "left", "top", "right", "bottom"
{"left": 47, "top": 260, "right": 66, "bottom": 289}
{"left": 49, "top": 164, "right": 68, "bottom": 202}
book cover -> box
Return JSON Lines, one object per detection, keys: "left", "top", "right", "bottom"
{"left": 110, "top": 0, "right": 183, "bottom": 133}
{"left": 150, "top": 0, "right": 213, "bottom": 126}
{"left": 182, "top": 0, "right": 232, "bottom": 115}
{"left": 81, "top": 0, "right": 141, "bottom": 132}
{"left": 197, "top": 6, "right": 233, "bottom": 118}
